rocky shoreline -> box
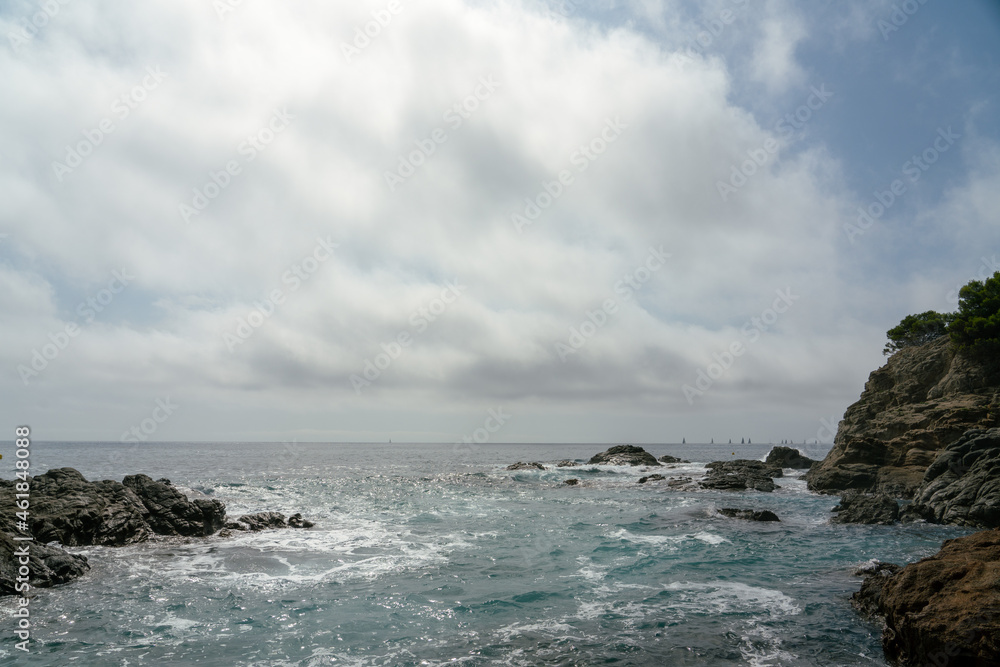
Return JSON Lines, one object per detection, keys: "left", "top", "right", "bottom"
{"left": 511, "top": 436, "right": 999, "bottom": 667}
{"left": 0, "top": 468, "right": 312, "bottom": 595}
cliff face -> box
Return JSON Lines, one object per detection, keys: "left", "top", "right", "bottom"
{"left": 807, "top": 337, "right": 1000, "bottom": 497}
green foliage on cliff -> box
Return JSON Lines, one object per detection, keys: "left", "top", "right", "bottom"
{"left": 949, "top": 271, "right": 1000, "bottom": 360}
{"left": 883, "top": 311, "right": 953, "bottom": 356}
{"left": 884, "top": 272, "right": 1000, "bottom": 360}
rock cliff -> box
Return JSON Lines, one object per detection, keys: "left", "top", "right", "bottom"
{"left": 807, "top": 337, "right": 1000, "bottom": 497}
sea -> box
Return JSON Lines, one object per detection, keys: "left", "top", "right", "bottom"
{"left": 0, "top": 441, "right": 973, "bottom": 666}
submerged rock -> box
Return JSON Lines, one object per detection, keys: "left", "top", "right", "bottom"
{"left": 637, "top": 474, "right": 665, "bottom": 484}
{"left": 506, "top": 462, "right": 545, "bottom": 471}
{"left": 903, "top": 428, "right": 1000, "bottom": 528}
{"left": 226, "top": 511, "right": 288, "bottom": 531}
{"left": 564, "top": 479, "right": 580, "bottom": 486}
{"left": 700, "top": 460, "right": 782, "bottom": 492}
{"left": 765, "top": 446, "right": 816, "bottom": 469}
{"left": 831, "top": 490, "right": 900, "bottom": 525}
{"left": 717, "top": 508, "right": 780, "bottom": 522}
{"left": 853, "top": 530, "right": 1000, "bottom": 666}
{"left": 657, "top": 455, "right": 688, "bottom": 464}
{"left": 588, "top": 445, "right": 659, "bottom": 466}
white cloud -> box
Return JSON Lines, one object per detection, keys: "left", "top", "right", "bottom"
{"left": 0, "top": 0, "right": 988, "bottom": 443}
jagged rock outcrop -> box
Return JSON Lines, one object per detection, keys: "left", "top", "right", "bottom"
{"left": 718, "top": 508, "right": 780, "bottom": 522}
{"left": 0, "top": 531, "right": 90, "bottom": 595}
{"left": 765, "top": 446, "right": 816, "bottom": 469}
{"left": 658, "top": 455, "right": 688, "bottom": 464}
{"left": 555, "top": 460, "right": 579, "bottom": 467}
{"left": 831, "top": 490, "right": 900, "bottom": 525}
{"left": 902, "top": 428, "right": 1000, "bottom": 528}
{"left": 637, "top": 474, "right": 665, "bottom": 484}
{"left": 122, "top": 474, "right": 226, "bottom": 537}
{"left": 852, "top": 530, "right": 1000, "bottom": 666}
{"left": 0, "top": 468, "right": 153, "bottom": 547}
{"left": 807, "top": 337, "right": 1000, "bottom": 498}
{"left": 506, "top": 461, "right": 545, "bottom": 471}
{"left": 223, "top": 511, "right": 315, "bottom": 532}
{"left": 700, "top": 460, "right": 782, "bottom": 492}
{"left": 588, "top": 445, "right": 659, "bottom": 466}
{"left": 0, "top": 468, "right": 313, "bottom": 596}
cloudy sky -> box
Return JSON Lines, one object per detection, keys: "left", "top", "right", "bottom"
{"left": 2, "top": 0, "right": 999, "bottom": 446}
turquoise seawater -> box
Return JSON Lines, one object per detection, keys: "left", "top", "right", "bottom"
{"left": 0, "top": 442, "right": 972, "bottom": 666}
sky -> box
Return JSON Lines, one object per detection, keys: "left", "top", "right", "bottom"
{"left": 1, "top": 0, "right": 999, "bottom": 447}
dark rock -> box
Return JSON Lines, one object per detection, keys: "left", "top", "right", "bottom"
{"left": 0, "top": 531, "right": 90, "bottom": 595}
{"left": 637, "top": 474, "right": 665, "bottom": 484}
{"left": 122, "top": 474, "right": 226, "bottom": 537}
{"left": 831, "top": 490, "right": 900, "bottom": 525}
{"left": 226, "top": 511, "right": 287, "bottom": 531}
{"left": 588, "top": 445, "right": 659, "bottom": 466}
{"left": 555, "top": 460, "right": 579, "bottom": 467}
{"left": 853, "top": 530, "right": 1000, "bottom": 666}
{"left": 807, "top": 337, "right": 1000, "bottom": 497}
{"left": 657, "top": 455, "right": 688, "bottom": 464}
{"left": 718, "top": 508, "right": 780, "bottom": 522}
{"left": 0, "top": 468, "right": 151, "bottom": 547}
{"left": 667, "top": 477, "right": 694, "bottom": 488}
{"left": 564, "top": 479, "right": 579, "bottom": 486}
{"left": 506, "top": 461, "right": 545, "bottom": 471}
{"left": 288, "top": 513, "right": 314, "bottom": 528}
{"left": 903, "top": 428, "right": 1000, "bottom": 528}
{"left": 700, "top": 460, "right": 782, "bottom": 492}
{"left": 765, "top": 446, "right": 816, "bottom": 469}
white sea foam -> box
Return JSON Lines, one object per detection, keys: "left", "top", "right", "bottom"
{"left": 661, "top": 581, "right": 801, "bottom": 617}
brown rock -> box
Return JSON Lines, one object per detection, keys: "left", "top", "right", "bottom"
{"left": 853, "top": 529, "right": 1000, "bottom": 666}
{"left": 807, "top": 337, "right": 1000, "bottom": 498}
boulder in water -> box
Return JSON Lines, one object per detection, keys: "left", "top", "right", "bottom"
{"left": 588, "top": 445, "right": 659, "bottom": 466}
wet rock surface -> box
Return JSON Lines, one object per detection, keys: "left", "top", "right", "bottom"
{"left": 506, "top": 462, "right": 545, "bottom": 471}
{"left": 700, "top": 460, "right": 782, "bottom": 492}
{"left": 853, "top": 530, "right": 1000, "bottom": 666}
{"left": 765, "top": 446, "right": 816, "bottom": 469}
{"left": 831, "top": 490, "right": 900, "bottom": 525}
{"left": 587, "top": 445, "right": 659, "bottom": 466}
